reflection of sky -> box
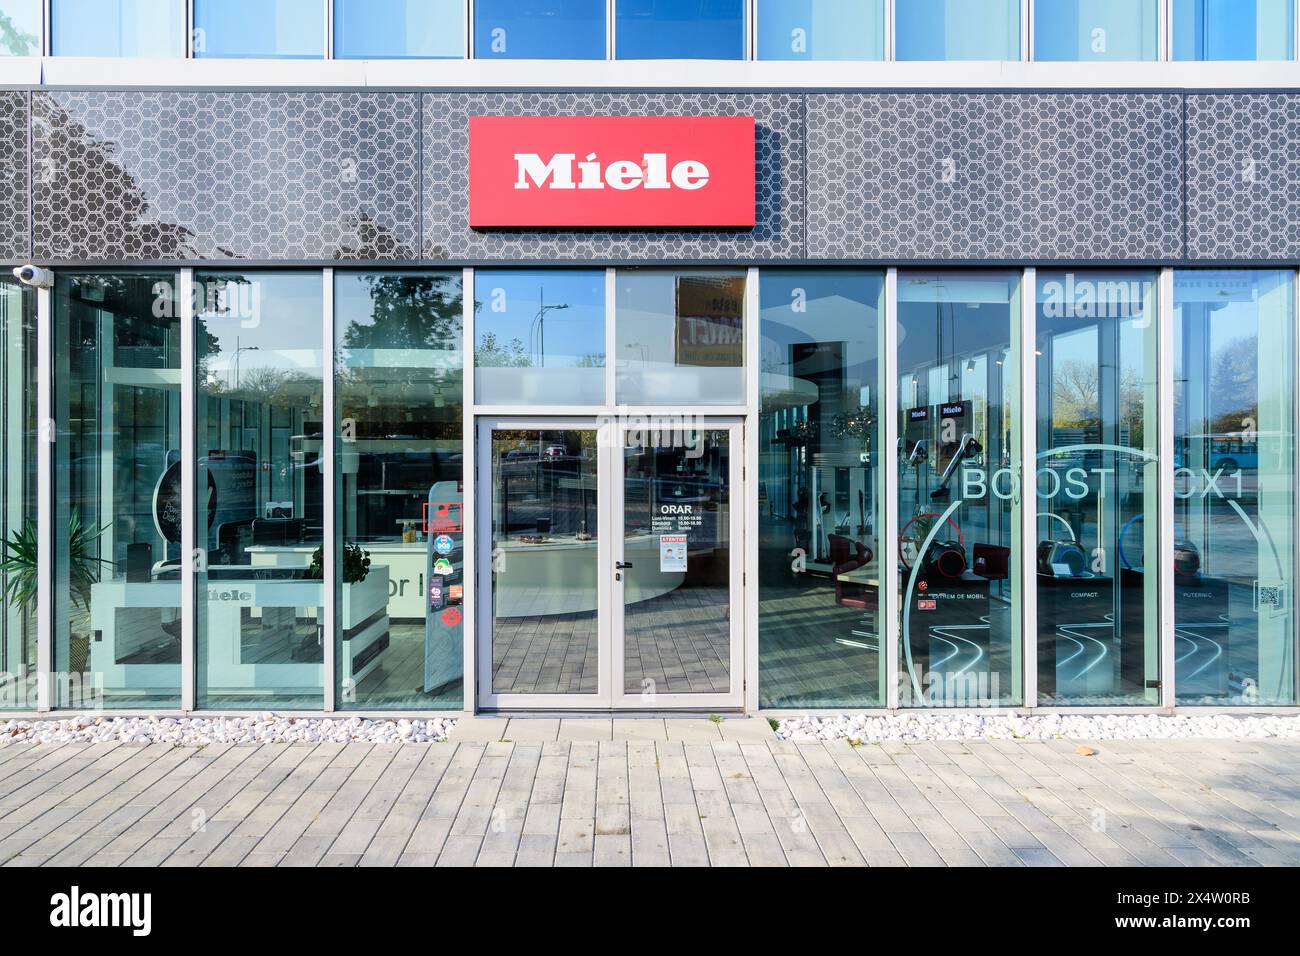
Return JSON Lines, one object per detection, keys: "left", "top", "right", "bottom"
{"left": 896, "top": 0, "right": 1020, "bottom": 60}
{"left": 1034, "top": 0, "right": 1159, "bottom": 61}
{"left": 759, "top": 272, "right": 882, "bottom": 387}
{"left": 756, "top": 0, "right": 885, "bottom": 60}
{"left": 197, "top": 273, "right": 324, "bottom": 380}
{"left": 474, "top": 0, "right": 606, "bottom": 59}
{"left": 476, "top": 271, "right": 605, "bottom": 368}
{"left": 1172, "top": 0, "right": 1294, "bottom": 60}
{"left": 52, "top": 0, "right": 185, "bottom": 57}
{"left": 616, "top": 0, "right": 745, "bottom": 59}
{"left": 335, "top": 0, "right": 463, "bottom": 58}
{"left": 194, "top": 0, "right": 324, "bottom": 58}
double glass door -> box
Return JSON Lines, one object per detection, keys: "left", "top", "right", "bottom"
{"left": 477, "top": 418, "right": 743, "bottom": 710}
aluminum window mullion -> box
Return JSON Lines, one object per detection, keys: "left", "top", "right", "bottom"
{"left": 608, "top": 0, "right": 615, "bottom": 60}
{"left": 324, "top": 0, "right": 333, "bottom": 59}
{"left": 1160, "top": 0, "right": 1172, "bottom": 61}
{"left": 42, "top": 0, "right": 50, "bottom": 56}
{"left": 885, "top": 0, "right": 895, "bottom": 61}
{"left": 743, "top": 266, "right": 760, "bottom": 710}
{"left": 1023, "top": 0, "right": 1032, "bottom": 62}
{"left": 321, "top": 268, "right": 336, "bottom": 711}
{"left": 882, "top": 268, "right": 900, "bottom": 710}
{"left": 1293, "top": 268, "right": 1300, "bottom": 704}
{"left": 1158, "top": 268, "right": 1176, "bottom": 709}
{"left": 605, "top": 268, "right": 617, "bottom": 408}
{"left": 35, "top": 284, "right": 51, "bottom": 712}
{"left": 179, "top": 269, "right": 196, "bottom": 712}
{"left": 461, "top": 266, "right": 476, "bottom": 712}
{"left": 1019, "top": 267, "right": 1038, "bottom": 709}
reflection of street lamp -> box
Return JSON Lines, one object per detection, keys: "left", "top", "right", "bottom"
{"left": 529, "top": 287, "right": 570, "bottom": 367}
{"left": 230, "top": 340, "right": 259, "bottom": 390}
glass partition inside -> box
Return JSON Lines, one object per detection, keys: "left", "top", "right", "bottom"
{"left": 52, "top": 0, "right": 185, "bottom": 57}
{"left": 758, "top": 271, "right": 885, "bottom": 707}
{"left": 896, "top": 0, "right": 1022, "bottom": 60}
{"left": 54, "top": 273, "right": 183, "bottom": 709}
{"left": 475, "top": 270, "right": 606, "bottom": 406}
{"left": 334, "top": 272, "right": 464, "bottom": 709}
{"left": 195, "top": 272, "right": 324, "bottom": 708}
{"left": 0, "top": 279, "right": 36, "bottom": 710}
{"left": 1033, "top": 0, "right": 1160, "bottom": 61}
{"left": 1035, "top": 272, "right": 1160, "bottom": 705}
{"left": 616, "top": 270, "right": 746, "bottom": 406}
{"left": 193, "top": 0, "right": 325, "bottom": 58}
{"left": 334, "top": 0, "right": 464, "bottom": 58}
{"left": 1173, "top": 0, "right": 1295, "bottom": 60}
{"left": 474, "top": 0, "right": 607, "bottom": 59}
{"left": 1174, "top": 270, "right": 1297, "bottom": 705}
{"left": 897, "top": 272, "right": 1023, "bottom": 707}
{"left": 757, "top": 0, "right": 885, "bottom": 60}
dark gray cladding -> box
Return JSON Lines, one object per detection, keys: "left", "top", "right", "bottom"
{"left": 0, "top": 92, "right": 29, "bottom": 262}
{"left": 806, "top": 92, "right": 1185, "bottom": 262}
{"left": 7, "top": 88, "right": 1300, "bottom": 264}
{"left": 1185, "top": 94, "right": 1300, "bottom": 262}
{"left": 422, "top": 91, "right": 804, "bottom": 261}
{"left": 31, "top": 90, "right": 421, "bottom": 262}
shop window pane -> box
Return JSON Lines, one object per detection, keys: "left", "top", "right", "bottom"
{"left": 54, "top": 274, "right": 182, "bottom": 709}
{"left": 896, "top": 0, "right": 1021, "bottom": 60}
{"left": 1174, "top": 271, "right": 1297, "bottom": 705}
{"left": 195, "top": 273, "right": 324, "bottom": 709}
{"left": 1033, "top": 0, "right": 1159, "bottom": 61}
{"left": 335, "top": 272, "right": 464, "bottom": 709}
{"left": 1035, "top": 272, "right": 1160, "bottom": 705}
{"left": 474, "top": 0, "right": 606, "bottom": 59}
{"left": 897, "top": 273, "right": 1023, "bottom": 707}
{"left": 335, "top": 0, "right": 463, "bottom": 58}
{"left": 193, "top": 0, "right": 325, "bottom": 58}
{"left": 757, "top": 0, "right": 885, "bottom": 60}
{"left": 1173, "top": 0, "right": 1295, "bottom": 60}
{"left": 616, "top": 0, "right": 745, "bottom": 60}
{"left": 758, "top": 271, "right": 885, "bottom": 708}
{"left": 0, "top": 279, "right": 37, "bottom": 710}
{"left": 0, "top": 0, "right": 41, "bottom": 55}
{"left": 475, "top": 270, "right": 606, "bottom": 406}
{"left": 52, "top": 0, "right": 185, "bottom": 57}
{"left": 616, "top": 270, "right": 746, "bottom": 406}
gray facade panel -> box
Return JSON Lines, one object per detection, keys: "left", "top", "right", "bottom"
{"left": 1186, "top": 94, "right": 1300, "bottom": 262}
{"left": 421, "top": 92, "right": 804, "bottom": 260}
{"left": 32, "top": 91, "right": 421, "bottom": 262}
{"left": 805, "top": 92, "right": 1185, "bottom": 262}
{"left": 0, "top": 92, "right": 29, "bottom": 262}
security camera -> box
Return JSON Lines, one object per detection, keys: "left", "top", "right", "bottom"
{"left": 12, "top": 265, "right": 54, "bottom": 289}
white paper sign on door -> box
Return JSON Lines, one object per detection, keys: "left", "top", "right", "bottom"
{"left": 659, "top": 534, "right": 688, "bottom": 573}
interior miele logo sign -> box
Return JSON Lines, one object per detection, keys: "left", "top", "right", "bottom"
{"left": 468, "top": 115, "right": 756, "bottom": 229}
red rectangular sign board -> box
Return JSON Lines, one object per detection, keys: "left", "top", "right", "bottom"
{"left": 469, "top": 115, "right": 756, "bottom": 229}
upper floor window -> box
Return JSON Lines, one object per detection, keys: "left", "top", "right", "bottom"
{"left": 193, "top": 0, "right": 325, "bottom": 59}
{"left": 616, "top": 0, "right": 746, "bottom": 60}
{"left": 52, "top": 0, "right": 185, "bottom": 57}
{"left": 474, "top": 0, "right": 606, "bottom": 59}
{"left": 1034, "top": 0, "right": 1159, "bottom": 61}
{"left": 1172, "top": 0, "right": 1295, "bottom": 60}
{"left": 756, "top": 0, "right": 885, "bottom": 60}
{"left": 896, "top": 0, "right": 1022, "bottom": 61}
{"left": 0, "top": 0, "right": 41, "bottom": 56}
{"left": 335, "top": 0, "right": 464, "bottom": 58}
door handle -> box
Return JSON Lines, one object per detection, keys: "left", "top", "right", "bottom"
{"left": 615, "top": 561, "right": 634, "bottom": 570}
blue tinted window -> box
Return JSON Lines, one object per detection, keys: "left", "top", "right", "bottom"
{"left": 896, "top": 0, "right": 1021, "bottom": 60}
{"left": 53, "top": 0, "right": 185, "bottom": 57}
{"left": 757, "top": 0, "right": 885, "bottom": 60}
{"left": 1173, "top": 0, "right": 1294, "bottom": 60}
{"left": 335, "top": 0, "right": 463, "bottom": 58}
{"left": 616, "top": 0, "right": 745, "bottom": 59}
{"left": 1034, "top": 0, "right": 1159, "bottom": 61}
{"left": 194, "top": 0, "right": 325, "bottom": 58}
{"left": 0, "top": 0, "right": 42, "bottom": 56}
{"left": 475, "top": 0, "right": 605, "bottom": 59}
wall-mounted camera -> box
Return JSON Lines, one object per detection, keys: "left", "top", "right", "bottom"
{"left": 12, "top": 265, "right": 54, "bottom": 289}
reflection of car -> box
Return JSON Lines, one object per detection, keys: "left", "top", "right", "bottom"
{"left": 544, "top": 445, "right": 566, "bottom": 459}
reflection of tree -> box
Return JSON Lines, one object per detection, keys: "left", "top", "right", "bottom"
{"left": 1209, "top": 335, "right": 1259, "bottom": 434}
{"left": 339, "top": 274, "right": 460, "bottom": 353}
{"left": 0, "top": 12, "right": 37, "bottom": 56}
{"left": 1052, "top": 358, "right": 1147, "bottom": 447}
{"left": 475, "top": 331, "right": 530, "bottom": 368}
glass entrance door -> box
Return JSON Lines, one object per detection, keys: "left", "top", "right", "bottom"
{"left": 476, "top": 418, "right": 743, "bottom": 710}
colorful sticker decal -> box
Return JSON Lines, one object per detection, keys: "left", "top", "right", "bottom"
{"left": 448, "top": 584, "right": 463, "bottom": 603}
{"left": 433, "top": 558, "right": 454, "bottom": 576}
{"left": 434, "top": 534, "right": 454, "bottom": 555}
{"left": 659, "top": 534, "right": 688, "bottom": 573}
{"left": 441, "top": 607, "right": 462, "bottom": 628}
{"left": 429, "top": 575, "right": 445, "bottom": 611}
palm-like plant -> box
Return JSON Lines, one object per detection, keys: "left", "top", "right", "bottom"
{"left": 0, "top": 512, "right": 112, "bottom": 612}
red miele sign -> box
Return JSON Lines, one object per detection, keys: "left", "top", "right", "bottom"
{"left": 468, "top": 115, "right": 756, "bottom": 229}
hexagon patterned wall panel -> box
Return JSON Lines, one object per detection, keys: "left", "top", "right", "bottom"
{"left": 422, "top": 92, "right": 803, "bottom": 261}
{"left": 1186, "top": 94, "right": 1300, "bottom": 262}
{"left": 806, "top": 93, "right": 1184, "bottom": 262}
{"left": 33, "top": 91, "right": 421, "bottom": 262}
{"left": 0, "top": 92, "right": 29, "bottom": 263}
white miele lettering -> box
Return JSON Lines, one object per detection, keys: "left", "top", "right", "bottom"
{"left": 513, "top": 153, "right": 710, "bottom": 191}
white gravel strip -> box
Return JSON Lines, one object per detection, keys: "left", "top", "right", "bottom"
{"left": 777, "top": 712, "right": 1300, "bottom": 742}
{"left": 0, "top": 714, "right": 457, "bottom": 746}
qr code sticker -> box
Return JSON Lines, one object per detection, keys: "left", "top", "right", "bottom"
{"left": 1255, "top": 582, "right": 1287, "bottom": 614}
